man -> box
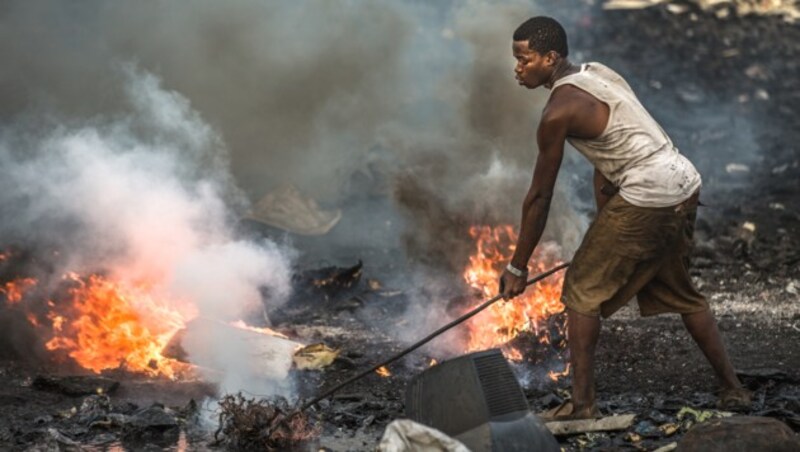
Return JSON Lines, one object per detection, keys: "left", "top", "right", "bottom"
{"left": 498, "top": 16, "right": 750, "bottom": 420}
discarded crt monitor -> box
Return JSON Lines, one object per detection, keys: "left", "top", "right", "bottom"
{"left": 405, "top": 349, "right": 559, "bottom": 452}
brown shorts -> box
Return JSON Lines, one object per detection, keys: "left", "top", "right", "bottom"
{"left": 561, "top": 192, "right": 709, "bottom": 318}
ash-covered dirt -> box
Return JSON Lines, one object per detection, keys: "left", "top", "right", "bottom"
{"left": 0, "top": 1, "right": 798, "bottom": 451}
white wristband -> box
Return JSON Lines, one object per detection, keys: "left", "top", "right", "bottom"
{"left": 506, "top": 263, "right": 528, "bottom": 278}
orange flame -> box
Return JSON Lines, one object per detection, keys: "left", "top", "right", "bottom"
{"left": 44, "top": 273, "right": 196, "bottom": 378}
{"left": 376, "top": 366, "right": 391, "bottom": 377}
{"left": 547, "top": 363, "right": 571, "bottom": 382}
{"left": 463, "top": 226, "right": 565, "bottom": 360}
{"left": 1, "top": 278, "right": 37, "bottom": 304}
{"left": 229, "top": 319, "right": 289, "bottom": 340}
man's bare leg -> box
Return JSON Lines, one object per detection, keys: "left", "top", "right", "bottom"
{"left": 681, "top": 309, "right": 742, "bottom": 389}
{"left": 567, "top": 307, "right": 602, "bottom": 414}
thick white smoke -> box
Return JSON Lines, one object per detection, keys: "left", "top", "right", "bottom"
{"left": 0, "top": 67, "right": 294, "bottom": 395}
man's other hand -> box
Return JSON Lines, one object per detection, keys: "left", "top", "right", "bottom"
{"left": 499, "top": 269, "right": 527, "bottom": 300}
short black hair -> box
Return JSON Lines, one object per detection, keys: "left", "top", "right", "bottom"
{"left": 513, "top": 16, "right": 569, "bottom": 58}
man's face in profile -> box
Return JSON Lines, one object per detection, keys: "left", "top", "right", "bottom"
{"left": 512, "top": 40, "right": 554, "bottom": 90}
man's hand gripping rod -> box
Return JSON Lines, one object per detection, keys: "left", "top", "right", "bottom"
{"left": 299, "top": 261, "right": 570, "bottom": 411}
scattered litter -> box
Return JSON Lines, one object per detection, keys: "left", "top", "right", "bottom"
{"left": 47, "top": 428, "right": 81, "bottom": 447}
{"left": 659, "top": 423, "right": 679, "bottom": 436}
{"left": 755, "top": 88, "right": 770, "bottom": 101}
{"left": 653, "top": 442, "right": 678, "bottom": 452}
{"left": 667, "top": 3, "right": 691, "bottom": 13}
{"left": 604, "top": 0, "right": 666, "bottom": 10}
{"left": 293, "top": 343, "right": 340, "bottom": 370}
{"left": 624, "top": 431, "right": 642, "bottom": 442}
{"left": 377, "top": 419, "right": 470, "bottom": 452}
{"left": 769, "top": 202, "right": 785, "bottom": 210}
{"left": 741, "top": 222, "right": 756, "bottom": 233}
{"left": 634, "top": 419, "right": 660, "bottom": 437}
{"left": 725, "top": 163, "right": 750, "bottom": 174}
{"left": 772, "top": 163, "right": 789, "bottom": 174}
{"left": 786, "top": 280, "right": 798, "bottom": 295}
{"left": 676, "top": 406, "right": 733, "bottom": 429}
{"left": 574, "top": 432, "right": 610, "bottom": 449}
{"left": 722, "top": 48, "right": 741, "bottom": 57}
{"left": 744, "top": 64, "right": 769, "bottom": 80}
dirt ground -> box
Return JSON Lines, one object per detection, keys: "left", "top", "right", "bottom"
{"left": 0, "top": 1, "right": 798, "bottom": 451}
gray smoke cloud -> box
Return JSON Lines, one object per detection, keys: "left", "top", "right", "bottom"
{"left": 0, "top": 0, "right": 591, "bottom": 373}
{"left": 0, "top": 0, "right": 585, "bottom": 251}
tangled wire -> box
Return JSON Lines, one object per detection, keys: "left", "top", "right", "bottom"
{"left": 213, "top": 393, "right": 320, "bottom": 451}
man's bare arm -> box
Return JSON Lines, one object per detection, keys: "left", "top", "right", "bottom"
{"left": 508, "top": 112, "right": 567, "bottom": 271}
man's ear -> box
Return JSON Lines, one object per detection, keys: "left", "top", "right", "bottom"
{"left": 545, "top": 51, "right": 559, "bottom": 66}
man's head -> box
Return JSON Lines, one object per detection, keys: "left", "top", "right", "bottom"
{"left": 512, "top": 16, "right": 569, "bottom": 89}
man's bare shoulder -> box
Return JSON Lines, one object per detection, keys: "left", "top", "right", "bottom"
{"left": 547, "top": 84, "right": 600, "bottom": 115}
{"left": 542, "top": 83, "right": 609, "bottom": 138}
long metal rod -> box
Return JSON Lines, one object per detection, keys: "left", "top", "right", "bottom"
{"left": 300, "top": 261, "right": 570, "bottom": 411}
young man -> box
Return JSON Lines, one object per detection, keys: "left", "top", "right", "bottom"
{"left": 498, "top": 16, "right": 750, "bottom": 420}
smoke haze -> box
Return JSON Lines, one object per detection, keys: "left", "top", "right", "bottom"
{"left": 0, "top": 0, "right": 596, "bottom": 386}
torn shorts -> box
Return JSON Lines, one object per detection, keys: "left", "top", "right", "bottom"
{"left": 561, "top": 191, "right": 709, "bottom": 318}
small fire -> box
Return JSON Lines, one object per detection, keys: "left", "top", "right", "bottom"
{"left": 429, "top": 358, "right": 438, "bottom": 367}
{"left": 462, "top": 226, "right": 565, "bottom": 361}
{"left": 375, "top": 366, "right": 391, "bottom": 377}
{"left": 547, "top": 363, "right": 571, "bottom": 382}
{"left": 1, "top": 278, "right": 37, "bottom": 304}
{"left": 43, "top": 273, "right": 196, "bottom": 378}
{"left": 229, "top": 319, "right": 289, "bottom": 340}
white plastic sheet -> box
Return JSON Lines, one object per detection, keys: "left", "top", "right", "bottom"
{"left": 377, "top": 419, "right": 471, "bottom": 452}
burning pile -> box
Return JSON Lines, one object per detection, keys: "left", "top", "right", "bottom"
{"left": 43, "top": 273, "right": 195, "bottom": 378}
{"left": 0, "top": 252, "right": 196, "bottom": 378}
{"left": 0, "top": 247, "right": 296, "bottom": 383}
{"left": 462, "top": 226, "right": 569, "bottom": 376}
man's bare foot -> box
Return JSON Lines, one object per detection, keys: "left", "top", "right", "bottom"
{"left": 717, "top": 387, "right": 752, "bottom": 411}
{"left": 539, "top": 400, "right": 602, "bottom": 421}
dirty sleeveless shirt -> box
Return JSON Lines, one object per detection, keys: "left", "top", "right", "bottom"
{"left": 551, "top": 62, "right": 701, "bottom": 208}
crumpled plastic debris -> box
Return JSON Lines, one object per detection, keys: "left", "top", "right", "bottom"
{"left": 246, "top": 184, "right": 341, "bottom": 235}
{"left": 292, "top": 343, "right": 340, "bottom": 370}
{"left": 377, "top": 419, "right": 470, "bottom": 452}
{"left": 634, "top": 419, "right": 660, "bottom": 437}
{"left": 676, "top": 406, "right": 734, "bottom": 429}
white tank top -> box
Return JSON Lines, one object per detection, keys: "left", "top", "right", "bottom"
{"left": 552, "top": 62, "right": 701, "bottom": 208}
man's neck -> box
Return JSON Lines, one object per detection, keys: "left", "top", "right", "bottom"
{"left": 545, "top": 59, "right": 579, "bottom": 89}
